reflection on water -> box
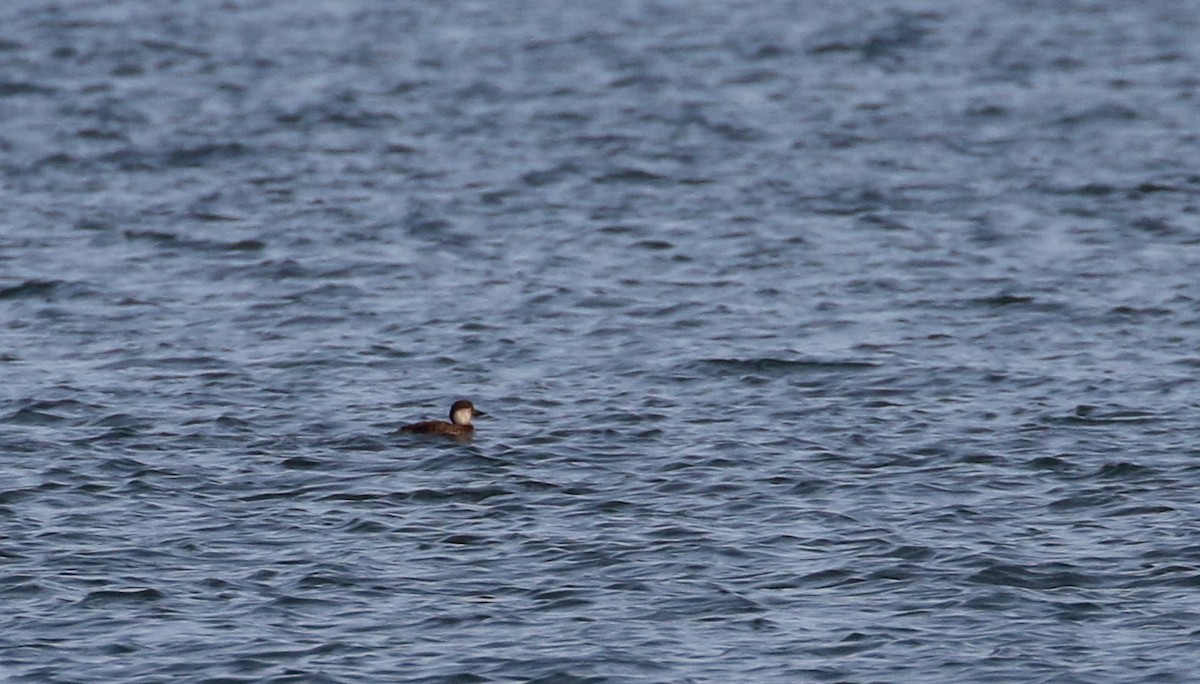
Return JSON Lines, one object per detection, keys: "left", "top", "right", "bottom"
{"left": 2, "top": 1, "right": 1200, "bottom": 682}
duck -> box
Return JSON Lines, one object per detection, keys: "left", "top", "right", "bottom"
{"left": 397, "top": 399, "right": 487, "bottom": 439}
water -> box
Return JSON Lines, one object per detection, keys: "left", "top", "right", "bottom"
{"left": 3, "top": 1, "right": 1200, "bottom": 681}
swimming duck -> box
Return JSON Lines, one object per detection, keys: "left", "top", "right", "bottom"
{"left": 397, "top": 399, "right": 486, "bottom": 439}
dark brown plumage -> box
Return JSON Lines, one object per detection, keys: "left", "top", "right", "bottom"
{"left": 398, "top": 399, "right": 486, "bottom": 439}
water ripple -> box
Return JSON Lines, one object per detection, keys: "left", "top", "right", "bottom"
{"left": 2, "top": 1, "right": 1199, "bottom": 682}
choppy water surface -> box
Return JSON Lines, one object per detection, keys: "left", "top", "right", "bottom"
{"left": 3, "top": 1, "right": 1200, "bottom": 681}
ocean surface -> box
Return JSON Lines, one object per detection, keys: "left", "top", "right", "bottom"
{"left": 3, "top": 1, "right": 1200, "bottom": 682}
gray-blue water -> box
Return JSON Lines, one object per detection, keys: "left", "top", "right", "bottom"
{"left": 3, "top": 1, "right": 1200, "bottom": 682}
